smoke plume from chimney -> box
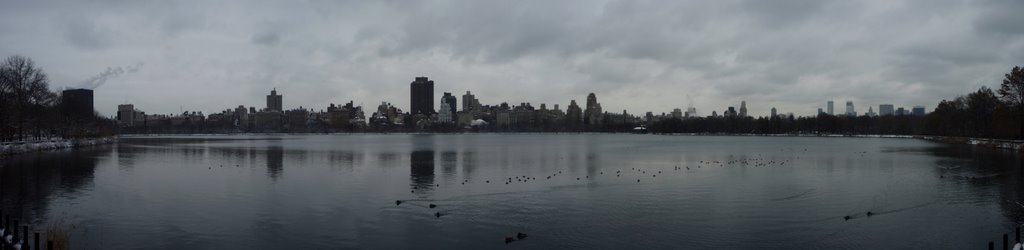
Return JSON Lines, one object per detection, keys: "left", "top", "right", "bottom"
{"left": 79, "top": 62, "right": 143, "bottom": 89}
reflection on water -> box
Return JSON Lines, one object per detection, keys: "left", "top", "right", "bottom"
{"left": 0, "top": 134, "right": 1019, "bottom": 249}
{"left": 410, "top": 151, "right": 435, "bottom": 192}
{"left": 267, "top": 146, "right": 283, "bottom": 180}
{"left": 0, "top": 148, "right": 103, "bottom": 226}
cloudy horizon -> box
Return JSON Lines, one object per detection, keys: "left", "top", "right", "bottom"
{"left": 1, "top": 0, "right": 1021, "bottom": 117}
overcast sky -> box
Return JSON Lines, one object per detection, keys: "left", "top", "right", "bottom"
{"left": 1, "top": 0, "right": 1022, "bottom": 117}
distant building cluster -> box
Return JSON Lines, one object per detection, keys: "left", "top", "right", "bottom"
{"left": 817, "top": 100, "right": 927, "bottom": 118}
{"left": 118, "top": 89, "right": 366, "bottom": 133}
{"left": 112, "top": 76, "right": 934, "bottom": 133}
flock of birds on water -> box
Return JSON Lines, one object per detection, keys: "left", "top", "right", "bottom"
{"left": 395, "top": 154, "right": 802, "bottom": 244}
{"left": 188, "top": 147, "right": 998, "bottom": 245}
{"left": 389, "top": 146, "right": 1001, "bottom": 244}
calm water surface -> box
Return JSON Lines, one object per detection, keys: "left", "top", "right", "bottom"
{"left": 0, "top": 134, "right": 1021, "bottom": 249}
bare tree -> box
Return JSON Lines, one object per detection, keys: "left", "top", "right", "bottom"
{"left": 998, "top": 66, "right": 1024, "bottom": 138}
{"left": 0, "top": 55, "right": 55, "bottom": 140}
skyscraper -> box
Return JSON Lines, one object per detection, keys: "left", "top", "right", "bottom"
{"left": 845, "top": 101, "right": 855, "bottom": 116}
{"left": 566, "top": 100, "right": 583, "bottom": 126}
{"left": 441, "top": 92, "right": 457, "bottom": 115}
{"left": 739, "top": 101, "right": 748, "bottom": 117}
{"left": 410, "top": 77, "right": 435, "bottom": 115}
{"left": 584, "top": 93, "right": 602, "bottom": 125}
{"left": 462, "top": 91, "right": 479, "bottom": 112}
{"left": 770, "top": 107, "right": 777, "bottom": 118}
{"left": 827, "top": 100, "right": 834, "bottom": 115}
{"left": 685, "top": 107, "right": 697, "bottom": 118}
{"left": 409, "top": 77, "right": 434, "bottom": 115}
{"left": 437, "top": 97, "right": 453, "bottom": 123}
{"left": 879, "top": 104, "right": 894, "bottom": 116}
{"left": 912, "top": 106, "right": 926, "bottom": 116}
{"left": 266, "top": 88, "right": 282, "bottom": 111}
{"left": 725, "top": 107, "right": 737, "bottom": 117}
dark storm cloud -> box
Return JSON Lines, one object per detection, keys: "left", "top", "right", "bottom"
{"left": 0, "top": 0, "right": 1021, "bottom": 117}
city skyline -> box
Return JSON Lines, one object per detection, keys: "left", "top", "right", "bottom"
{"left": 1, "top": 1, "right": 1020, "bottom": 118}
{"left": 107, "top": 82, "right": 930, "bottom": 122}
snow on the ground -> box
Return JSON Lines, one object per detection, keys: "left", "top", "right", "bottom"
{"left": 0, "top": 137, "right": 116, "bottom": 156}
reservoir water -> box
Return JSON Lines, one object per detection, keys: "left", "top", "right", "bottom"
{"left": 0, "top": 134, "right": 1021, "bottom": 249}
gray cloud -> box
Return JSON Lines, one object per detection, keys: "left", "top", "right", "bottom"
{"left": 0, "top": 0, "right": 1021, "bottom": 117}
{"left": 62, "top": 18, "right": 112, "bottom": 50}
{"left": 251, "top": 32, "right": 280, "bottom": 46}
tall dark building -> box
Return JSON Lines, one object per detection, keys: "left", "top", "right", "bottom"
{"left": 266, "top": 88, "right": 282, "bottom": 111}
{"left": 584, "top": 93, "right": 602, "bottom": 125}
{"left": 441, "top": 92, "right": 457, "bottom": 115}
{"left": 410, "top": 77, "right": 435, "bottom": 115}
{"left": 566, "top": 100, "right": 583, "bottom": 125}
{"left": 61, "top": 88, "right": 94, "bottom": 119}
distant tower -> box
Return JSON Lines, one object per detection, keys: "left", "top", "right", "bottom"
{"left": 845, "top": 101, "right": 855, "bottom": 116}
{"left": 266, "top": 88, "right": 282, "bottom": 111}
{"left": 879, "top": 104, "right": 894, "bottom": 116}
{"left": 462, "top": 91, "right": 479, "bottom": 112}
{"left": 739, "top": 101, "right": 748, "bottom": 117}
{"left": 566, "top": 100, "right": 583, "bottom": 126}
{"left": 770, "top": 107, "right": 777, "bottom": 118}
{"left": 584, "top": 93, "right": 602, "bottom": 125}
{"left": 685, "top": 106, "right": 697, "bottom": 118}
{"left": 827, "top": 100, "right": 834, "bottom": 115}
{"left": 441, "top": 92, "right": 457, "bottom": 115}
{"left": 410, "top": 77, "right": 435, "bottom": 115}
{"left": 437, "top": 97, "right": 453, "bottom": 123}
{"left": 912, "top": 106, "right": 926, "bottom": 116}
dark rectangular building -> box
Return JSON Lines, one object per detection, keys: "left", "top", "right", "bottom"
{"left": 410, "top": 77, "right": 435, "bottom": 115}
{"left": 61, "top": 88, "right": 94, "bottom": 119}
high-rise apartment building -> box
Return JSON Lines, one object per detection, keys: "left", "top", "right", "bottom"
{"left": 912, "top": 106, "right": 926, "bottom": 116}
{"left": 441, "top": 92, "right": 457, "bottom": 116}
{"left": 584, "top": 93, "right": 602, "bottom": 125}
{"left": 845, "top": 101, "right": 855, "bottom": 116}
{"left": 739, "top": 101, "right": 748, "bottom": 117}
{"left": 462, "top": 91, "right": 480, "bottom": 113}
{"left": 266, "top": 88, "right": 282, "bottom": 111}
{"left": 410, "top": 77, "right": 435, "bottom": 115}
{"left": 879, "top": 104, "right": 894, "bottom": 116}
{"left": 827, "top": 100, "right": 834, "bottom": 115}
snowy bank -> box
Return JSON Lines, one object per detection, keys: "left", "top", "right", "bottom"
{"left": 0, "top": 137, "right": 117, "bottom": 157}
{"left": 919, "top": 136, "right": 1024, "bottom": 151}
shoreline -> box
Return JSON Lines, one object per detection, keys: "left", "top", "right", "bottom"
{"left": 118, "top": 132, "right": 1024, "bottom": 151}
{"left": 0, "top": 137, "right": 118, "bottom": 158}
